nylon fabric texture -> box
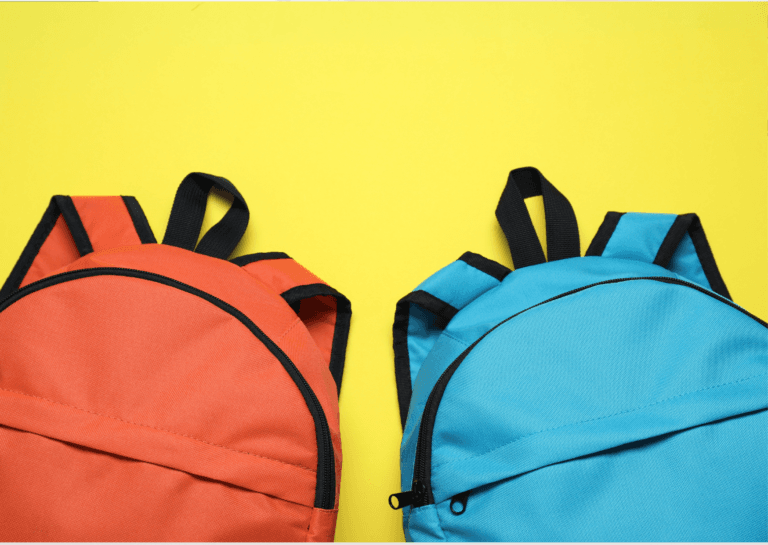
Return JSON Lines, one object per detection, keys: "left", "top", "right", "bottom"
{"left": 0, "top": 174, "right": 351, "bottom": 541}
{"left": 393, "top": 168, "right": 768, "bottom": 542}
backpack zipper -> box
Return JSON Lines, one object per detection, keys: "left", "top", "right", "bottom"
{"left": 397, "top": 276, "right": 767, "bottom": 509}
{"left": 0, "top": 267, "right": 336, "bottom": 510}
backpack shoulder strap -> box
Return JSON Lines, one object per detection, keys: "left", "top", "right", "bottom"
{"left": 393, "top": 252, "right": 510, "bottom": 429}
{"left": 233, "top": 253, "right": 351, "bottom": 397}
{"left": 586, "top": 212, "right": 730, "bottom": 300}
{"left": 1, "top": 195, "right": 155, "bottom": 299}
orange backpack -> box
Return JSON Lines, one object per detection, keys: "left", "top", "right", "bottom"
{"left": 0, "top": 173, "right": 350, "bottom": 541}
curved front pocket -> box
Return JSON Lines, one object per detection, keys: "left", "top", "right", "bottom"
{"left": 417, "top": 409, "right": 767, "bottom": 542}
{"left": 415, "top": 278, "right": 768, "bottom": 510}
{"left": 0, "top": 268, "right": 334, "bottom": 513}
{"left": 430, "top": 372, "right": 767, "bottom": 505}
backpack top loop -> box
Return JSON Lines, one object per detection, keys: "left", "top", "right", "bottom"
{"left": 163, "top": 172, "right": 249, "bottom": 260}
{"left": 495, "top": 167, "right": 580, "bottom": 270}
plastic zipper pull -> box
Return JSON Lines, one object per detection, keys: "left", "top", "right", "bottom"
{"left": 450, "top": 491, "right": 469, "bottom": 515}
{"left": 389, "top": 480, "right": 427, "bottom": 510}
{"left": 388, "top": 491, "right": 414, "bottom": 510}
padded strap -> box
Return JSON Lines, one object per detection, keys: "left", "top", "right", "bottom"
{"left": 586, "top": 212, "right": 731, "bottom": 299}
{"left": 496, "top": 167, "right": 580, "bottom": 269}
{"left": 0, "top": 195, "right": 155, "bottom": 300}
{"left": 234, "top": 253, "right": 351, "bottom": 396}
{"left": 393, "top": 252, "right": 510, "bottom": 429}
{"left": 163, "top": 172, "right": 249, "bottom": 260}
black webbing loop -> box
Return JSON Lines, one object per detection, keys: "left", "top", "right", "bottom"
{"left": 495, "top": 167, "right": 580, "bottom": 269}
{"left": 162, "top": 173, "right": 250, "bottom": 260}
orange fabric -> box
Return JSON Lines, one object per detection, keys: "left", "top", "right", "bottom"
{"left": 71, "top": 196, "right": 142, "bottom": 251}
{"left": 242, "top": 258, "right": 341, "bottom": 379}
{"left": 0, "top": 243, "right": 341, "bottom": 540}
{"left": 20, "top": 214, "right": 79, "bottom": 288}
{"left": 306, "top": 508, "right": 340, "bottom": 542}
{"left": 243, "top": 257, "right": 324, "bottom": 295}
{"left": 299, "top": 294, "right": 338, "bottom": 369}
{"left": 0, "top": 426, "right": 314, "bottom": 541}
{"left": 19, "top": 196, "right": 142, "bottom": 289}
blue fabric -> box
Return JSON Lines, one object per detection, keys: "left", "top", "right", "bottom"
{"left": 416, "top": 260, "right": 501, "bottom": 310}
{"left": 404, "top": 259, "right": 502, "bottom": 406}
{"left": 669, "top": 231, "right": 712, "bottom": 290}
{"left": 398, "top": 246, "right": 767, "bottom": 541}
{"left": 600, "top": 212, "right": 715, "bottom": 292}
{"left": 601, "top": 213, "right": 676, "bottom": 263}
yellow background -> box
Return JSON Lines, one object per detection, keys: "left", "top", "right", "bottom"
{"left": 0, "top": 3, "right": 765, "bottom": 541}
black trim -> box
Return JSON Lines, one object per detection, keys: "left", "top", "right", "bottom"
{"left": 0, "top": 267, "right": 336, "bottom": 509}
{"left": 393, "top": 290, "right": 459, "bottom": 430}
{"left": 653, "top": 214, "right": 731, "bottom": 300}
{"left": 0, "top": 199, "right": 61, "bottom": 300}
{"left": 162, "top": 172, "right": 250, "bottom": 260}
{"left": 0, "top": 196, "right": 101, "bottom": 301}
{"left": 121, "top": 196, "right": 157, "bottom": 244}
{"left": 404, "top": 291, "right": 459, "bottom": 327}
{"left": 459, "top": 252, "right": 511, "bottom": 282}
{"left": 409, "top": 275, "right": 767, "bottom": 507}
{"left": 496, "top": 167, "right": 581, "bottom": 269}
{"left": 281, "top": 283, "right": 352, "bottom": 396}
{"left": 585, "top": 212, "right": 625, "bottom": 257}
{"left": 54, "top": 196, "right": 93, "bottom": 256}
{"left": 231, "top": 252, "right": 291, "bottom": 267}
{"left": 653, "top": 214, "right": 694, "bottom": 268}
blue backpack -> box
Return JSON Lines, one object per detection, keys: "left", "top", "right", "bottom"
{"left": 389, "top": 167, "right": 767, "bottom": 541}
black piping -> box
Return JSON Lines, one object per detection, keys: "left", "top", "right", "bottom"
{"left": 281, "top": 283, "right": 352, "bottom": 396}
{"left": 121, "top": 196, "right": 157, "bottom": 244}
{"left": 653, "top": 214, "right": 731, "bottom": 300}
{"left": 585, "top": 212, "right": 625, "bottom": 256}
{"left": 0, "top": 196, "right": 102, "bottom": 301}
{"left": 54, "top": 196, "right": 93, "bottom": 256}
{"left": 0, "top": 199, "right": 61, "bottom": 301}
{"left": 409, "top": 275, "right": 767, "bottom": 507}
{"left": 393, "top": 290, "right": 459, "bottom": 430}
{"left": 459, "top": 252, "right": 511, "bottom": 282}
{"left": 231, "top": 252, "right": 291, "bottom": 266}
{"left": 0, "top": 267, "right": 336, "bottom": 509}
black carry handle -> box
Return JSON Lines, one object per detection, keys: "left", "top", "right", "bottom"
{"left": 495, "top": 167, "right": 580, "bottom": 269}
{"left": 162, "top": 172, "right": 250, "bottom": 260}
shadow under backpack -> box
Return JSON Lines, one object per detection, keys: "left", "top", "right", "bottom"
{"left": 0, "top": 173, "right": 350, "bottom": 541}
{"left": 390, "top": 167, "right": 767, "bottom": 541}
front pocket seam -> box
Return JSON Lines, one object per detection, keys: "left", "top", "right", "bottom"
{"left": 431, "top": 372, "right": 767, "bottom": 471}
{"left": 0, "top": 386, "right": 317, "bottom": 473}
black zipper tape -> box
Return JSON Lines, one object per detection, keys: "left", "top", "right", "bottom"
{"left": 0, "top": 267, "right": 336, "bottom": 509}
{"left": 404, "top": 276, "right": 767, "bottom": 508}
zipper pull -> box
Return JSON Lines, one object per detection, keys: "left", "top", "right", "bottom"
{"left": 388, "top": 480, "right": 427, "bottom": 510}
{"left": 450, "top": 491, "right": 469, "bottom": 515}
{"left": 388, "top": 491, "right": 414, "bottom": 510}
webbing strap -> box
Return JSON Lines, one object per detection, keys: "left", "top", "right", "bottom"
{"left": 496, "top": 167, "right": 581, "bottom": 269}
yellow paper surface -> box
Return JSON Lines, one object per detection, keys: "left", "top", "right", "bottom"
{"left": 0, "top": 3, "right": 765, "bottom": 541}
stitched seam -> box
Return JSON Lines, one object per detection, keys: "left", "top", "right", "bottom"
{"left": 279, "top": 317, "right": 303, "bottom": 340}
{"left": 432, "top": 372, "right": 767, "bottom": 471}
{"left": 440, "top": 332, "right": 470, "bottom": 348}
{"left": 0, "top": 386, "right": 316, "bottom": 473}
{"left": 432, "top": 497, "right": 448, "bottom": 541}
